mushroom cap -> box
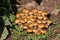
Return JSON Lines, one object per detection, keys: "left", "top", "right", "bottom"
{"left": 38, "top": 10, "right": 42, "bottom": 13}
{"left": 41, "top": 29, "right": 47, "bottom": 33}
{"left": 24, "top": 13, "right": 28, "bottom": 16}
{"left": 22, "top": 9, "right": 29, "bottom": 13}
{"left": 30, "top": 17, "right": 36, "bottom": 22}
{"left": 15, "top": 19, "right": 20, "bottom": 23}
{"left": 29, "top": 15, "right": 33, "bottom": 17}
{"left": 33, "top": 29, "right": 38, "bottom": 33}
{"left": 47, "top": 20, "right": 52, "bottom": 25}
{"left": 38, "top": 23, "right": 45, "bottom": 28}
{"left": 43, "top": 16, "right": 48, "bottom": 20}
{"left": 42, "top": 11, "right": 48, "bottom": 16}
{"left": 23, "top": 26, "right": 28, "bottom": 29}
{"left": 45, "top": 25, "right": 49, "bottom": 28}
{"left": 16, "top": 13, "right": 21, "bottom": 18}
{"left": 33, "top": 22, "right": 37, "bottom": 26}
{"left": 33, "top": 29, "right": 41, "bottom": 35}
{"left": 20, "top": 20, "right": 25, "bottom": 23}
{"left": 42, "top": 20, "right": 47, "bottom": 23}
{"left": 27, "top": 20, "right": 32, "bottom": 23}
{"left": 29, "top": 12, "right": 33, "bottom": 15}
{"left": 24, "top": 18, "right": 28, "bottom": 22}
{"left": 37, "top": 16, "right": 43, "bottom": 20}
{"left": 32, "top": 9, "right": 38, "bottom": 13}
{"left": 36, "top": 20, "right": 42, "bottom": 23}
{"left": 26, "top": 29, "right": 33, "bottom": 32}
{"left": 19, "top": 13, "right": 24, "bottom": 16}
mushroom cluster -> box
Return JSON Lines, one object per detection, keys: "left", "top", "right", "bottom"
{"left": 15, "top": 9, "right": 52, "bottom": 35}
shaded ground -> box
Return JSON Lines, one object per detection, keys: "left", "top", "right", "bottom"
{"left": 6, "top": 0, "right": 60, "bottom": 40}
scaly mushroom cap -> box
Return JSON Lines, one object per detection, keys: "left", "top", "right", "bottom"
{"left": 42, "top": 11, "right": 48, "bottom": 16}
{"left": 47, "top": 20, "right": 52, "bottom": 25}
{"left": 26, "top": 29, "right": 33, "bottom": 32}
{"left": 41, "top": 29, "right": 47, "bottom": 33}
{"left": 29, "top": 12, "right": 33, "bottom": 15}
{"left": 23, "top": 26, "right": 28, "bottom": 29}
{"left": 38, "top": 23, "right": 45, "bottom": 28}
{"left": 36, "top": 20, "right": 42, "bottom": 23}
{"left": 38, "top": 10, "right": 42, "bottom": 13}
{"left": 32, "top": 9, "right": 38, "bottom": 13}
{"left": 22, "top": 9, "right": 29, "bottom": 13}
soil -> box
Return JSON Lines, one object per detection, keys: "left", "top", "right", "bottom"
{"left": 6, "top": 0, "right": 60, "bottom": 40}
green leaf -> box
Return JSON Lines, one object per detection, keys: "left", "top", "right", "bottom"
{"left": 9, "top": 14, "right": 15, "bottom": 22}
{"left": 2, "top": 15, "right": 12, "bottom": 26}
{"left": 0, "top": 27, "right": 8, "bottom": 40}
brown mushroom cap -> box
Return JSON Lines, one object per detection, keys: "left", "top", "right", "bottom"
{"left": 16, "top": 13, "right": 21, "bottom": 18}
{"left": 29, "top": 23, "right": 33, "bottom": 28}
{"left": 38, "top": 23, "right": 45, "bottom": 28}
{"left": 43, "top": 16, "right": 48, "bottom": 20}
{"left": 23, "top": 26, "right": 28, "bottom": 29}
{"left": 42, "top": 20, "right": 47, "bottom": 24}
{"left": 41, "top": 29, "right": 47, "bottom": 33}
{"left": 29, "top": 12, "right": 33, "bottom": 15}
{"left": 45, "top": 25, "right": 49, "bottom": 28}
{"left": 33, "top": 29, "right": 41, "bottom": 35}
{"left": 32, "top": 9, "right": 38, "bottom": 13}
{"left": 26, "top": 29, "right": 33, "bottom": 32}
{"left": 33, "top": 29, "right": 38, "bottom": 33}
{"left": 37, "top": 16, "right": 43, "bottom": 20}
{"left": 36, "top": 20, "right": 42, "bottom": 23}
{"left": 33, "top": 22, "right": 37, "bottom": 26}
{"left": 22, "top": 9, "right": 29, "bottom": 13}
{"left": 42, "top": 11, "right": 48, "bottom": 16}
{"left": 19, "top": 13, "right": 24, "bottom": 16}
{"left": 15, "top": 19, "right": 20, "bottom": 23}
{"left": 24, "top": 18, "right": 28, "bottom": 22}
{"left": 38, "top": 10, "right": 42, "bottom": 13}
{"left": 47, "top": 20, "right": 52, "bottom": 25}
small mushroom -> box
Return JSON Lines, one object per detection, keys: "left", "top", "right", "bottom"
{"left": 38, "top": 10, "right": 42, "bottom": 13}
{"left": 32, "top": 9, "right": 38, "bottom": 13}
{"left": 33, "top": 29, "right": 41, "bottom": 35}
{"left": 27, "top": 20, "right": 32, "bottom": 23}
{"left": 24, "top": 18, "right": 27, "bottom": 22}
{"left": 33, "top": 13, "right": 38, "bottom": 16}
{"left": 42, "top": 20, "right": 47, "bottom": 23}
{"left": 23, "top": 26, "right": 28, "bottom": 29}
{"left": 15, "top": 19, "right": 20, "bottom": 23}
{"left": 43, "top": 16, "right": 48, "bottom": 20}
{"left": 22, "top": 9, "right": 29, "bottom": 13}
{"left": 24, "top": 13, "right": 28, "bottom": 16}
{"left": 19, "top": 13, "right": 24, "bottom": 16}
{"left": 26, "top": 29, "right": 33, "bottom": 32}
{"left": 42, "top": 11, "right": 48, "bottom": 16}
{"left": 29, "top": 15, "right": 33, "bottom": 17}
{"left": 29, "top": 12, "right": 33, "bottom": 15}
{"left": 36, "top": 20, "right": 42, "bottom": 23}
{"left": 37, "top": 16, "right": 43, "bottom": 20}
{"left": 45, "top": 25, "right": 49, "bottom": 28}
{"left": 33, "top": 29, "right": 38, "bottom": 33}
{"left": 47, "top": 20, "right": 52, "bottom": 25}
{"left": 20, "top": 20, "right": 25, "bottom": 23}
{"left": 36, "top": 30, "right": 41, "bottom": 35}
{"left": 38, "top": 23, "right": 45, "bottom": 28}
{"left": 30, "top": 17, "right": 36, "bottom": 22}
{"left": 33, "top": 22, "right": 37, "bottom": 26}
{"left": 41, "top": 29, "right": 47, "bottom": 33}
{"left": 16, "top": 13, "right": 21, "bottom": 18}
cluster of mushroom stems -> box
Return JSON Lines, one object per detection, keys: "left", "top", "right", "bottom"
{"left": 15, "top": 8, "right": 52, "bottom": 35}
